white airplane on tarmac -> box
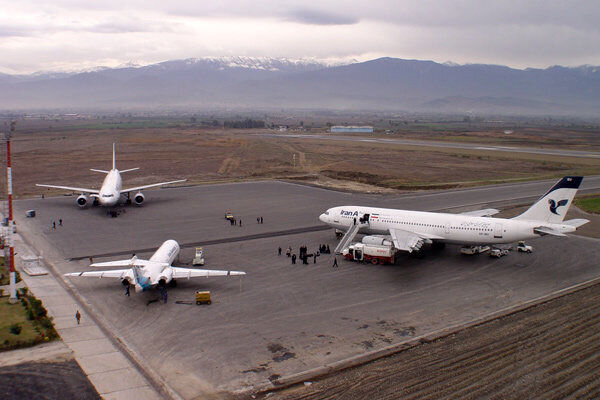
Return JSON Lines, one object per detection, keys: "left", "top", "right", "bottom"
{"left": 319, "top": 176, "right": 589, "bottom": 254}
{"left": 36, "top": 143, "right": 186, "bottom": 208}
{"left": 65, "top": 240, "right": 246, "bottom": 294}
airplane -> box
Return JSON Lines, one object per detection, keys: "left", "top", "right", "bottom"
{"left": 65, "top": 240, "right": 246, "bottom": 294}
{"left": 36, "top": 143, "right": 186, "bottom": 208}
{"left": 319, "top": 176, "right": 589, "bottom": 254}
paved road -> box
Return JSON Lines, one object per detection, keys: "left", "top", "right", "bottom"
{"left": 259, "top": 133, "right": 600, "bottom": 159}
{"left": 14, "top": 179, "right": 600, "bottom": 398}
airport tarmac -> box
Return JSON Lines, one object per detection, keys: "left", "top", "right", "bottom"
{"left": 13, "top": 179, "right": 600, "bottom": 398}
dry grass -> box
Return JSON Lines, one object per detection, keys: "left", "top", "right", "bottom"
{"left": 3, "top": 126, "right": 600, "bottom": 198}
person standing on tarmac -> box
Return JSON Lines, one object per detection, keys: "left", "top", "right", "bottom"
{"left": 75, "top": 310, "right": 81, "bottom": 325}
{"left": 291, "top": 254, "right": 296, "bottom": 264}
{"left": 278, "top": 247, "right": 282, "bottom": 256}
{"left": 332, "top": 257, "right": 338, "bottom": 268}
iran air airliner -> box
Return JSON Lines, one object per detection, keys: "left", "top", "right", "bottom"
{"left": 319, "top": 176, "right": 588, "bottom": 254}
{"left": 65, "top": 240, "right": 245, "bottom": 293}
{"left": 36, "top": 143, "right": 186, "bottom": 208}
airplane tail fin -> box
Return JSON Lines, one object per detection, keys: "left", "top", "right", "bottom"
{"left": 513, "top": 176, "right": 583, "bottom": 223}
{"left": 112, "top": 143, "right": 116, "bottom": 170}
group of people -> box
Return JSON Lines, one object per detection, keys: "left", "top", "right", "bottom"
{"left": 319, "top": 244, "right": 331, "bottom": 254}
{"left": 228, "top": 216, "right": 265, "bottom": 226}
{"left": 51, "top": 219, "right": 63, "bottom": 229}
{"left": 280, "top": 244, "right": 335, "bottom": 266}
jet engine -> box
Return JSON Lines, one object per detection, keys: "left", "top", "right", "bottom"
{"left": 76, "top": 194, "right": 89, "bottom": 208}
{"left": 133, "top": 192, "right": 145, "bottom": 205}
{"left": 362, "top": 235, "right": 393, "bottom": 246}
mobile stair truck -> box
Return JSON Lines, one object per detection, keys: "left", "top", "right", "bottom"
{"left": 342, "top": 236, "right": 398, "bottom": 265}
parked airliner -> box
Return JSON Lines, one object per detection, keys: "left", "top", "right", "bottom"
{"left": 36, "top": 143, "right": 186, "bottom": 208}
{"left": 65, "top": 240, "right": 245, "bottom": 293}
{"left": 319, "top": 176, "right": 588, "bottom": 253}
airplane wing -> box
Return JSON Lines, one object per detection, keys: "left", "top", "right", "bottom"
{"left": 65, "top": 269, "right": 133, "bottom": 279}
{"left": 534, "top": 226, "right": 567, "bottom": 237}
{"left": 122, "top": 179, "right": 187, "bottom": 193}
{"left": 36, "top": 184, "right": 99, "bottom": 194}
{"left": 90, "top": 257, "right": 170, "bottom": 269}
{"left": 460, "top": 208, "right": 500, "bottom": 217}
{"left": 170, "top": 267, "right": 246, "bottom": 279}
{"left": 389, "top": 228, "right": 427, "bottom": 253}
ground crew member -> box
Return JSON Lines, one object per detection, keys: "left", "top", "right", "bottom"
{"left": 59, "top": 219, "right": 63, "bottom": 226}
{"left": 260, "top": 216, "right": 263, "bottom": 224}
{"left": 286, "top": 247, "right": 291, "bottom": 257}
{"left": 278, "top": 247, "right": 282, "bottom": 255}
{"left": 125, "top": 285, "right": 130, "bottom": 297}
{"left": 332, "top": 257, "right": 338, "bottom": 268}
{"left": 52, "top": 221, "right": 56, "bottom": 229}
{"left": 75, "top": 310, "right": 81, "bottom": 325}
{"left": 314, "top": 254, "right": 317, "bottom": 264}
{"left": 239, "top": 219, "right": 242, "bottom": 227}
{"left": 292, "top": 254, "right": 296, "bottom": 264}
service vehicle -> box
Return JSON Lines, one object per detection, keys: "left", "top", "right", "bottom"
{"left": 193, "top": 247, "right": 205, "bottom": 265}
{"left": 343, "top": 240, "right": 397, "bottom": 265}
{"left": 489, "top": 248, "right": 509, "bottom": 258}
{"left": 516, "top": 241, "right": 533, "bottom": 253}
{"left": 460, "top": 245, "right": 491, "bottom": 255}
{"left": 195, "top": 290, "right": 212, "bottom": 305}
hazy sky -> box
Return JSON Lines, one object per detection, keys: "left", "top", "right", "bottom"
{"left": 1, "top": 1, "right": 599, "bottom": 74}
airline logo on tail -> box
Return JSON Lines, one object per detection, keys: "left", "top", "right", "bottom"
{"left": 548, "top": 199, "right": 569, "bottom": 215}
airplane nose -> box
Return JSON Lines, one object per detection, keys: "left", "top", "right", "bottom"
{"left": 319, "top": 213, "right": 328, "bottom": 223}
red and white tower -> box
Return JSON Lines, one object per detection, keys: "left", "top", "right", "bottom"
{"left": 5, "top": 121, "right": 17, "bottom": 303}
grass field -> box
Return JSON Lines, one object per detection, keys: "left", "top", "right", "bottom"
{"left": 575, "top": 195, "right": 600, "bottom": 214}
{"left": 0, "top": 258, "right": 21, "bottom": 286}
{"left": 0, "top": 299, "right": 41, "bottom": 349}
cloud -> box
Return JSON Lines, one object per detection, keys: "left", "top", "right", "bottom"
{"left": 0, "top": 26, "right": 33, "bottom": 37}
{"left": 283, "top": 8, "right": 359, "bottom": 25}
{"left": 2, "top": 1, "right": 600, "bottom": 73}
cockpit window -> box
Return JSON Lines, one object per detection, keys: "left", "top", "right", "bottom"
{"left": 102, "top": 194, "right": 114, "bottom": 198}
{"left": 324, "top": 211, "right": 329, "bottom": 215}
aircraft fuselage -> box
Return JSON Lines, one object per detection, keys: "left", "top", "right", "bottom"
{"left": 319, "top": 206, "right": 577, "bottom": 246}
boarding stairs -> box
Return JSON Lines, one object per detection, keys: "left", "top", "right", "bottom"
{"left": 334, "top": 223, "right": 362, "bottom": 254}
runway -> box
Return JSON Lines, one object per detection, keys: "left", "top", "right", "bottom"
{"left": 259, "top": 133, "right": 600, "bottom": 159}
{"left": 14, "top": 178, "right": 600, "bottom": 398}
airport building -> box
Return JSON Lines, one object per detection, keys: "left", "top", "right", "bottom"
{"left": 330, "top": 125, "right": 374, "bottom": 133}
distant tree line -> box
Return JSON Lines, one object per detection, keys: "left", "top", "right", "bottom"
{"left": 224, "top": 118, "right": 265, "bottom": 129}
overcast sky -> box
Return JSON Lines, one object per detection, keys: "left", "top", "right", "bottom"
{"left": 1, "top": 1, "right": 599, "bottom": 74}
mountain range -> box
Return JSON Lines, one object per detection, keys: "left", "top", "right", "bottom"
{"left": 1, "top": 56, "right": 599, "bottom": 116}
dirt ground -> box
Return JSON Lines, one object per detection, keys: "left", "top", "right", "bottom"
{"left": 2, "top": 125, "right": 599, "bottom": 198}
{"left": 259, "top": 281, "right": 600, "bottom": 400}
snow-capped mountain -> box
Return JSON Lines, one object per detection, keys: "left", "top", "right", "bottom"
{"left": 1, "top": 56, "right": 600, "bottom": 116}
